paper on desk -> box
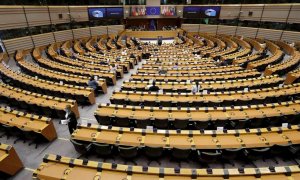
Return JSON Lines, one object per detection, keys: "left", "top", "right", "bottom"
{"left": 60, "top": 119, "right": 70, "bottom": 125}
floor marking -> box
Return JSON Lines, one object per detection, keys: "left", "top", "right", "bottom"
{"left": 58, "top": 137, "right": 69, "bottom": 141}
{"left": 25, "top": 167, "right": 35, "bottom": 172}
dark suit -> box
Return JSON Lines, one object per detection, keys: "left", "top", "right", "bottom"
{"left": 149, "top": 85, "right": 160, "bottom": 92}
{"left": 67, "top": 112, "right": 77, "bottom": 134}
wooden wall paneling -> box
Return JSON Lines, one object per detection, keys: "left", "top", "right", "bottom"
{"left": 240, "top": 5, "right": 264, "bottom": 21}
{"left": 72, "top": 27, "right": 91, "bottom": 39}
{"left": 53, "top": 30, "right": 73, "bottom": 43}
{"left": 69, "top": 6, "right": 88, "bottom": 22}
{"left": 0, "top": 6, "right": 27, "bottom": 30}
{"left": 281, "top": 30, "right": 300, "bottom": 43}
{"left": 199, "top": 24, "right": 218, "bottom": 35}
{"left": 257, "top": 28, "right": 283, "bottom": 41}
{"left": 32, "top": 32, "right": 55, "bottom": 47}
{"left": 219, "top": 5, "right": 241, "bottom": 19}
{"left": 24, "top": 6, "right": 51, "bottom": 27}
{"left": 235, "top": 26, "right": 258, "bottom": 38}
{"left": 107, "top": 25, "right": 125, "bottom": 35}
{"left": 261, "top": 4, "right": 290, "bottom": 22}
{"left": 90, "top": 26, "right": 108, "bottom": 36}
{"left": 216, "top": 25, "right": 236, "bottom": 35}
{"left": 287, "top": 4, "right": 300, "bottom": 24}
{"left": 3, "top": 36, "right": 34, "bottom": 54}
{"left": 48, "top": 6, "right": 70, "bottom": 25}
{"left": 181, "top": 24, "right": 199, "bottom": 33}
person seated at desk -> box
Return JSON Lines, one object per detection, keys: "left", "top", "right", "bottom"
{"left": 130, "top": 53, "right": 136, "bottom": 59}
{"left": 60, "top": 105, "right": 77, "bottom": 134}
{"left": 191, "top": 81, "right": 201, "bottom": 93}
{"left": 173, "top": 62, "right": 179, "bottom": 69}
{"left": 87, "top": 76, "right": 101, "bottom": 94}
{"left": 110, "top": 64, "right": 117, "bottom": 73}
{"left": 147, "top": 81, "right": 160, "bottom": 92}
{"left": 158, "top": 66, "right": 167, "bottom": 74}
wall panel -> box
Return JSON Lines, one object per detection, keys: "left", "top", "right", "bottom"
{"left": 69, "top": 6, "right": 88, "bottom": 22}
{"left": 217, "top": 25, "right": 236, "bottom": 35}
{"left": 281, "top": 30, "right": 300, "bottom": 43}
{"left": 54, "top": 30, "right": 73, "bottom": 42}
{"left": 90, "top": 26, "right": 108, "bottom": 36}
{"left": 199, "top": 24, "right": 218, "bottom": 35}
{"left": 236, "top": 26, "right": 258, "bottom": 38}
{"left": 48, "top": 6, "right": 70, "bottom": 24}
{"left": 32, "top": 32, "right": 55, "bottom": 47}
{"left": 181, "top": 24, "right": 199, "bottom": 32}
{"left": 107, "top": 25, "right": 124, "bottom": 35}
{"left": 261, "top": 4, "right": 290, "bottom": 22}
{"left": 240, "top": 5, "right": 263, "bottom": 21}
{"left": 256, "top": 28, "right": 282, "bottom": 41}
{"left": 287, "top": 4, "right": 300, "bottom": 24}
{"left": 219, "top": 5, "right": 240, "bottom": 20}
{"left": 24, "top": 6, "right": 51, "bottom": 27}
{"left": 3, "top": 36, "right": 34, "bottom": 54}
{"left": 73, "top": 27, "right": 90, "bottom": 39}
{"left": 0, "top": 6, "right": 27, "bottom": 30}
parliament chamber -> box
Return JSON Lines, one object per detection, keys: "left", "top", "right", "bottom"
{"left": 0, "top": 1, "right": 300, "bottom": 179}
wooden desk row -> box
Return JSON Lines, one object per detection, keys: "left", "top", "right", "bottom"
{"left": 131, "top": 69, "right": 261, "bottom": 82}
{"left": 84, "top": 52, "right": 134, "bottom": 72}
{"left": 137, "top": 65, "right": 243, "bottom": 74}
{"left": 142, "top": 62, "right": 217, "bottom": 68}
{"left": 247, "top": 44, "right": 283, "bottom": 70}
{"left": 0, "top": 144, "right": 23, "bottom": 176}
{"left": 74, "top": 54, "right": 128, "bottom": 75}
{"left": 111, "top": 83, "right": 300, "bottom": 105}
{"left": 264, "top": 51, "right": 300, "bottom": 76}
{"left": 122, "top": 75, "right": 283, "bottom": 92}
{"left": 0, "top": 106, "right": 57, "bottom": 141}
{"left": 36, "top": 57, "right": 116, "bottom": 86}
{"left": 17, "top": 60, "right": 107, "bottom": 94}
{"left": 53, "top": 55, "right": 118, "bottom": 83}
{"left": 0, "top": 82, "right": 80, "bottom": 118}
{"left": 95, "top": 100, "right": 300, "bottom": 123}
{"left": 285, "top": 68, "right": 300, "bottom": 85}
{"left": 232, "top": 53, "right": 262, "bottom": 65}
{"left": 0, "top": 62, "right": 95, "bottom": 105}
{"left": 72, "top": 123, "right": 300, "bottom": 149}
{"left": 34, "top": 154, "right": 300, "bottom": 179}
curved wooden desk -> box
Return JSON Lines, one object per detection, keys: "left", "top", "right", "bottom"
{"left": 0, "top": 144, "right": 23, "bottom": 176}
{"left": 34, "top": 154, "right": 300, "bottom": 180}
{"left": 72, "top": 124, "right": 300, "bottom": 150}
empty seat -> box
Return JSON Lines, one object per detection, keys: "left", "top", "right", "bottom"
{"left": 197, "top": 149, "right": 222, "bottom": 166}
{"left": 171, "top": 148, "right": 191, "bottom": 161}
{"left": 153, "top": 119, "right": 168, "bottom": 129}
{"left": 244, "top": 147, "right": 270, "bottom": 161}
{"left": 114, "top": 117, "right": 131, "bottom": 127}
{"left": 144, "top": 146, "right": 163, "bottom": 165}
{"left": 173, "top": 119, "right": 189, "bottom": 129}
{"left": 118, "top": 145, "right": 138, "bottom": 165}
{"left": 194, "top": 120, "right": 211, "bottom": 130}
{"left": 135, "top": 119, "right": 151, "bottom": 129}
{"left": 70, "top": 139, "right": 92, "bottom": 156}
{"left": 95, "top": 115, "right": 111, "bottom": 125}
{"left": 92, "top": 143, "right": 113, "bottom": 161}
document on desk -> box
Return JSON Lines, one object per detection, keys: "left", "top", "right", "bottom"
{"left": 60, "top": 119, "right": 70, "bottom": 125}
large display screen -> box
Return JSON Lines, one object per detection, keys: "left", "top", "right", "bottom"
{"left": 106, "top": 7, "right": 124, "bottom": 18}
{"left": 161, "top": 6, "right": 176, "bottom": 16}
{"left": 183, "top": 6, "right": 220, "bottom": 18}
{"left": 131, "top": 6, "right": 146, "bottom": 16}
{"left": 146, "top": 7, "right": 160, "bottom": 15}
{"left": 88, "top": 8, "right": 106, "bottom": 20}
